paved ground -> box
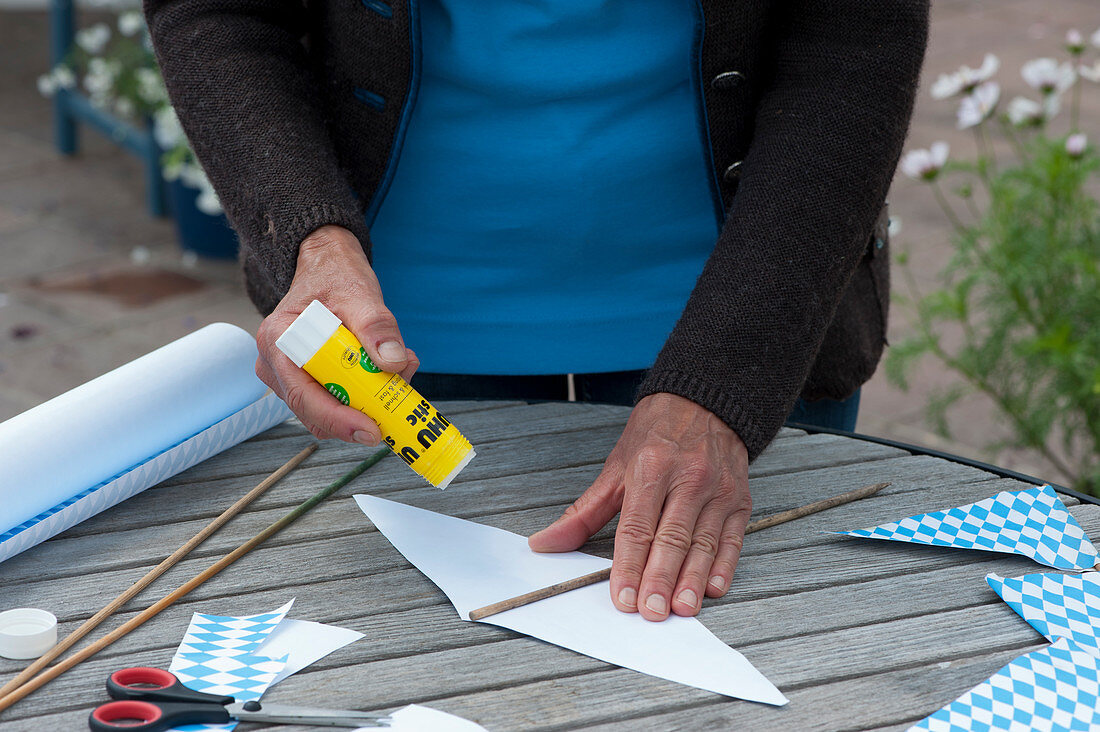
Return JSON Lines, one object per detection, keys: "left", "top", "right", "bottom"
{"left": 1, "top": 1, "right": 1097, "bottom": 485}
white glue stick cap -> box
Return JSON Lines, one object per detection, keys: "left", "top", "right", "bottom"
{"left": 0, "top": 608, "right": 57, "bottom": 659}
{"left": 276, "top": 300, "right": 343, "bottom": 368}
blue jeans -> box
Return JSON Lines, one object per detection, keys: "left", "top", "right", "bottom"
{"left": 786, "top": 389, "right": 861, "bottom": 432}
{"left": 411, "top": 371, "right": 860, "bottom": 433}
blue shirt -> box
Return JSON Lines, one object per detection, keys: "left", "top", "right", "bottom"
{"left": 369, "top": 0, "right": 718, "bottom": 374}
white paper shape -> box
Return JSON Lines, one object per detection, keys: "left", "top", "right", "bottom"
{"left": 354, "top": 494, "right": 788, "bottom": 706}
{"left": 256, "top": 618, "right": 365, "bottom": 685}
{"left": 359, "top": 704, "right": 487, "bottom": 731}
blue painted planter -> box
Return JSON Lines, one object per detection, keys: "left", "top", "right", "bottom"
{"left": 167, "top": 179, "right": 239, "bottom": 260}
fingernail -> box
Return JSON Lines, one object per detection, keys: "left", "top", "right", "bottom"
{"left": 644, "top": 593, "right": 667, "bottom": 615}
{"left": 617, "top": 587, "right": 637, "bottom": 609}
{"left": 708, "top": 575, "right": 727, "bottom": 592}
{"left": 353, "top": 430, "right": 378, "bottom": 446}
{"left": 378, "top": 341, "right": 405, "bottom": 362}
{"left": 676, "top": 589, "right": 698, "bottom": 609}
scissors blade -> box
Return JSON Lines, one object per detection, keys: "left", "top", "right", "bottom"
{"left": 227, "top": 701, "right": 391, "bottom": 727}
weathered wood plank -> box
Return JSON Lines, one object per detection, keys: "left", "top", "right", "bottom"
{"left": 117, "top": 600, "right": 1039, "bottom": 731}
{"left": 0, "top": 402, "right": 1087, "bottom": 732}
{"left": 153, "top": 400, "right": 633, "bottom": 489}
{"left": 0, "top": 429, "right": 908, "bottom": 588}
{"left": 572, "top": 644, "right": 1035, "bottom": 732}
{"left": 0, "top": 511, "right": 1053, "bottom": 687}
{"left": 1, "top": 641, "right": 1027, "bottom": 732}
{"left": 54, "top": 423, "right": 877, "bottom": 544}
{"left": 0, "top": 479, "right": 1064, "bottom": 717}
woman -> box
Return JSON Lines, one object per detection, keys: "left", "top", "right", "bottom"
{"left": 145, "top": 0, "right": 928, "bottom": 622}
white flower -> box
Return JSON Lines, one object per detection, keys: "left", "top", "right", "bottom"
{"left": 1092, "top": 27, "right": 1100, "bottom": 48}
{"left": 83, "top": 68, "right": 113, "bottom": 96}
{"left": 136, "top": 68, "right": 165, "bottom": 104}
{"left": 36, "top": 74, "right": 57, "bottom": 97}
{"left": 195, "top": 186, "right": 223, "bottom": 216}
{"left": 153, "top": 106, "right": 185, "bottom": 149}
{"left": 1066, "top": 133, "right": 1087, "bottom": 158}
{"left": 1080, "top": 61, "right": 1100, "bottom": 83}
{"left": 1007, "top": 96, "right": 1044, "bottom": 126}
{"left": 52, "top": 66, "right": 75, "bottom": 89}
{"left": 931, "top": 54, "right": 999, "bottom": 99}
{"left": 957, "top": 82, "right": 1000, "bottom": 130}
{"left": 75, "top": 23, "right": 111, "bottom": 54}
{"left": 179, "top": 163, "right": 207, "bottom": 189}
{"left": 1021, "top": 58, "right": 1076, "bottom": 95}
{"left": 130, "top": 245, "right": 151, "bottom": 266}
{"left": 900, "top": 141, "right": 949, "bottom": 181}
{"left": 1067, "top": 29, "right": 1085, "bottom": 54}
{"left": 118, "top": 11, "right": 144, "bottom": 37}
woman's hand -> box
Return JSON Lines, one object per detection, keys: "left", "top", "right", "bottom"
{"left": 529, "top": 393, "right": 751, "bottom": 621}
{"left": 254, "top": 225, "right": 418, "bottom": 444}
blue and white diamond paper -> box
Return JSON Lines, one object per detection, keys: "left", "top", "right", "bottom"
{"left": 987, "top": 572, "right": 1100, "bottom": 657}
{"left": 836, "top": 486, "right": 1098, "bottom": 570}
{"left": 909, "top": 637, "right": 1100, "bottom": 732}
{"left": 167, "top": 600, "right": 294, "bottom": 732}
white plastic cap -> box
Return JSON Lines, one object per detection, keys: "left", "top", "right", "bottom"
{"left": 0, "top": 608, "right": 57, "bottom": 660}
{"left": 275, "top": 300, "right": 343, "bottom": 368}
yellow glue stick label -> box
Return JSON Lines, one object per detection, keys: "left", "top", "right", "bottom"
{"left": 302, "top": 325, "right": 475, "bottom": 488}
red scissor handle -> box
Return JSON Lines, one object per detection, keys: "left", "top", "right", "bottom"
{"left": 89, "top": 699, "right": 230, "bottom": 732}
{"left": 106, "top": 667, "right": 233, "bottom": 706}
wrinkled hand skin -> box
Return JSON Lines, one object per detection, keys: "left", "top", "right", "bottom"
{"left": 529, "top": 392, "right": 751, "bottom": 621}
{"left": 254, "top": 225, "right": 419, "bottom": 445}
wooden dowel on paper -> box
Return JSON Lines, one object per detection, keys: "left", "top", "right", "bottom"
{"left": 468, "top": 481, "right": 891, "bottom": 622}
{"left": 0, "top": 442, "right": 319, "bottom": 700}
{"left": 0, "top": 446, "right": 390, "bottom": 714}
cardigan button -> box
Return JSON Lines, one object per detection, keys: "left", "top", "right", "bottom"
{"left": 723, "top": 161, "right": 743, "bottom": 183}
{"left": 711, "top": 71, "right": 746, "bottom": 90}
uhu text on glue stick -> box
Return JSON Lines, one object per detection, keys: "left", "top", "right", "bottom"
{"left": 275, "top": 300, "right": 475, "bottom": 489}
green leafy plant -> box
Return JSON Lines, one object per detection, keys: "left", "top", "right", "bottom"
{"left": 890, "top": 30, "right": 1100, "bottom": 492}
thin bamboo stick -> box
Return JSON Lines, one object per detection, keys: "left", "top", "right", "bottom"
{"left": 468, "top": 481, "right": 891, "bottom": 621}
{"left": 0, "top": 442, "right": 318, "bottom": 699}
{"left": 0, "top": 447, "right": 390, "bottom": 714}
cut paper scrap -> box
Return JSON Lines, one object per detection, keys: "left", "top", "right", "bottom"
{"left": 987, "top": 572, "right": 1100, "bottom": 656}
{"left": 356, "top": 704, "right": 488, "bottom": 731}
{"left": 836, "top": 485, "right": 1098, "bottom": 570}
{"left": 353, "top": 494, "right": 787, "bottom": 706}
{"left": 0, "top": 323, "right": 292, "bottom": 564}
{"left": 255, "top": 617, "right": 365, "bottom": 685}
{"left": 169, "top": 601, "right": 293, "bottom": 732}
{"left": 167, "top": 600, "right": 365, "bottom": 732}
{"left": 908, "top": 637, "right": 1100, "bottom": 732}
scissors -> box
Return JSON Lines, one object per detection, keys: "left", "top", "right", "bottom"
{"left": 89, "top": 667, "right": 391, "bottom": 731}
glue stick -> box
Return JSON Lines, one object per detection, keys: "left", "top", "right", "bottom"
{"left": 275, "top": 300, "right": 475, "bottom": 489}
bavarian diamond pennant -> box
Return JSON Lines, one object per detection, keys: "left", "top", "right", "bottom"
{"left": 836, "top": 486, "right": 1098, "bottom": 570}
{"left": 167, "top": 600, "right": 294, "bottom": 732}
{"left": 987, "top": 572, "right": 1100, "bottom": 656}
{"left": 909, "top": 637, "right": 1100, "bottom": 732}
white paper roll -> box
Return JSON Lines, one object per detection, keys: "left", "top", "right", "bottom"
{"left": 0, "top": 323, "right": 291, "bottom": 562}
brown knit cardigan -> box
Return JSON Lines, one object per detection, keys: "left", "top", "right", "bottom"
{"left": 144, "top": 0, "right": 929, "bottom": 460}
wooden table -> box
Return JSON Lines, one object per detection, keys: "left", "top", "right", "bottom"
{"left": 2, "top": 400, "right": 1096, "bottom": 731}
